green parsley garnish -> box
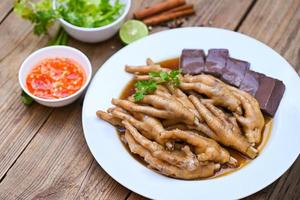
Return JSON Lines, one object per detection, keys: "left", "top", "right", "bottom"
{"left": 134, "top": 80, "right": 157, "bottom": 102}
{"left": 14, "top": 0, "right": 59, "bottom": 35}
{"left": 149, "top": 69, "right": 181, "bottom": 86}
{"left": 134, "top": 70, "right": 181, "bottom": 102}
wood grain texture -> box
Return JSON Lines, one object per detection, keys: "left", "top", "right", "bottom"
{"left": 0, "top": 11, "right": 53, "bottom": 181}
{"left": 74, "top": 160, "right": 129, "bottom": 200}
{"left": 0, "top": 0, "right": 13, "bottom": 23}
{"left": 0, "top": 103, "right": 129, "bottom": 199}
{"left": 0, "top": 13, "right": 33, "bottom": 61}
{"left": 138, "top": 0, "right": 254, "bottom": 33}
{"left": 239, "top": 0, "right": 300, "bottom": 75}
{"left": 127, "top": 193, "right": 146, "bottom": 200}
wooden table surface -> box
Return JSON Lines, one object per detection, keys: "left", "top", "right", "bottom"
{"left": 0, "top": 0, "right": 299, "bottom": 199}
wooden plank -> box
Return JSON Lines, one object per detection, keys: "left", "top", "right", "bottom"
{"left": 0, "top": 13, "right": 33, "bottom": 62}
{"left": 0, "top": 102, "right": 129, "bottom": 199}
{"left": 239, "top": 0, "right": 300, "bottom": 75}
{"left": 127, "top": 193, "right": 146, "bottom": 200}
{"left": 140, "top": 0, "right": 255, "bottom": 33}
{"left": 0, "top": 0, "right": 13, "bottom": 23}
{"left": 0, "top": 103, "right": 91, "bottom": 199}
{"left": 74, "top": 161, "right": 129, "bottom": 200}
{"left": 0, "top": 11, "right": 54, "bottom": 180}
{"left": 237, "top": 0, "right": 300, "bottom": 199}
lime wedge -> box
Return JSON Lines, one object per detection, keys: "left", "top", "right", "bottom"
{"left": 119, "top": 20, "right": 149, "bottom": 44}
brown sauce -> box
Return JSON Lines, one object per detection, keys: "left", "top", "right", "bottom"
{"left": 117, "top": 57, "right": 273, "bottom": 179}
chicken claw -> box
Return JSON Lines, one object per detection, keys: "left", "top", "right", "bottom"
{"left": 166, "top": 85, "right": 202, "bottom": 121}
{"left": 125, "top": 58, "right": 169, "bottom": 75}
{"left": 229, "top": 86, "right": 265, "bottom": 145}
{"left": 123, "top": 120, "right": 200, "bottom": 171}
{"left": 189, "top": 95, "right": 258, "bottom": 159}
{"left": 112, "top": 95, "right": 197, "bottom": 125}
{"left": 96, "top": 110, "right": 122, "bottom": 126}
{"left": 111, "top": 109, "right": 165, "bottom": 143}
{"left": 160, "top": 129, "right": 237, "bottom": 166}
{"left": 180, "top": 74, "right": 242, "bottom": 114}
{"left": 124, "top": 128, "right": 219, "bottom": 179}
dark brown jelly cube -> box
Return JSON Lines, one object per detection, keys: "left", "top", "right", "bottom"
{"left": 221, "top": 57, "right": 250, "bottom": 87}
{"left": 239, "top": 70, "right": 262, "bottom": 96}
{"left": 204, "top": 49, "right": 229, "bottom": 77}
{"left": 255, "top": 76, "right": 285, "bottom": 116}
{"left": 180, "top": 49, "right": 205, "bottom": 75}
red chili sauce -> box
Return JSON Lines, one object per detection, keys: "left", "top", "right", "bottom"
{"left": 26, "top": 57, "right": 85, "bottom": 99}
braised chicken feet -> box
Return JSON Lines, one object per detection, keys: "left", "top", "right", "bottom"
{"left": 124, "top": 129, "right": 219, "bottom": 179}
{"left": 180, "top": 74, "right": 242, "bottom": 114}
{"left": 229, "top": 86, "right": 265, "bottom": 145}
{"left": 189, "top": 95, "right": 258, "bottom": 159}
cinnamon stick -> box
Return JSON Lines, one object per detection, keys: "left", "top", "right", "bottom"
{"left": 143, "top": 8, "right": 195, "bottom": 26}
{"left": 165, "top": 4, "right": 194, "bottom": 14}
{"left": 134, "top": 0, "right": 186, "bottom": 20}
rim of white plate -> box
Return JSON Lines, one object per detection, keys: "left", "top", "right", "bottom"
{"left": 82, "top": 27, "right": 300, "bottom": 200}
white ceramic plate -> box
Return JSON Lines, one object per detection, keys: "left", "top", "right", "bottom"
{"left": 82, "top": 27, "right": 300, "bottom": 200}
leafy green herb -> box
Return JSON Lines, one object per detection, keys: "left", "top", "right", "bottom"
{"left": 149, "top": 71, "right": 169, "bottom": 83}
{"left": 134, "top": 70, "right": 181, "bottom": 101}
{"left": 21, "top": 90, "right": 33, "bottom": 105}
{"left": 149, "top": 70, "right": 181, "bottom": 85}
{"left": 14, "top": 0, "right": 125, "bottom": 35}
{"left": 134, "top": 80, "right": 157, "bottom": 102}
{"left": 14, "top": 0, "right": 59, "bottom": 35}
{"left": 168, "top": 69, "right": 181, "bottom": 86}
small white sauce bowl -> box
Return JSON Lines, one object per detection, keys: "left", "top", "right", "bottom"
{"left": 54, "top": 0, "right": 131, "bottom": 43}
{"left": 19, "top": 46, "right": 92, "bottom": 107}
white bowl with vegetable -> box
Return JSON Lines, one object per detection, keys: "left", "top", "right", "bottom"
{"left": 19, "top": 46, "right": 92, "bottom": 107}
{"left": 53, "top": 0, "right": 131, "bottom": 43}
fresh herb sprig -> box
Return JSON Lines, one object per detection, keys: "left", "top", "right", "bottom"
{"left": 134, "top": 70, "right": 181, "bottom": 102}
{"left": 134, "top": 80, "right": 157, "bottom": 102}
{"left": 14, "top": 0, "right": 60, "bottom": 35}
{"left": 149, "top": 70, "right": 181, "bottom": 86}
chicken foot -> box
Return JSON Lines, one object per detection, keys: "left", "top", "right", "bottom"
{"left": 125, "top": 58, "right": 169, "bottom": 75}
{"left": 160, "top": 129, "right": 237, "bottom": 166}
{"left": 229, "top": 86, "right": 265, "bottom": 145}
{"left": 124, "top": 129, "right": 219, "bottom": 179}
{"left": 180, "top": 74, "right": 242, "bottom": 114}
{"left": 189, "top": 95, "right": 258, "bottom": 159}
{"left": 123, "top": 120, "right": 200, "bottom": 171}
{"left": 112, "top": 94, "right": 198, "bottom": 125}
